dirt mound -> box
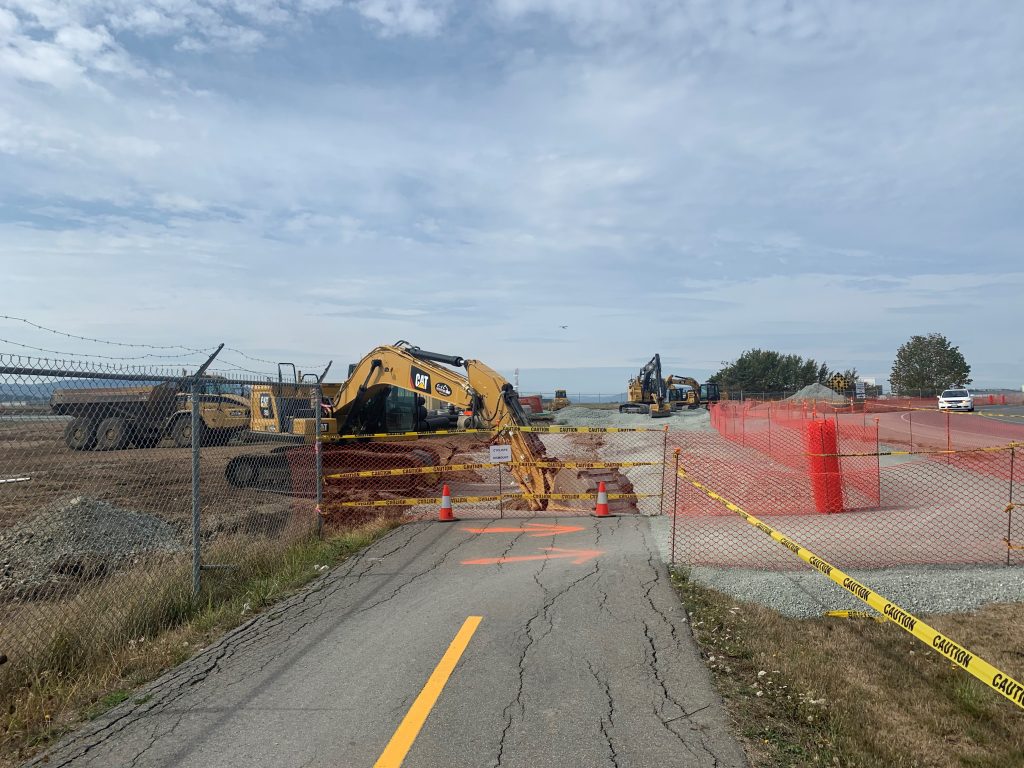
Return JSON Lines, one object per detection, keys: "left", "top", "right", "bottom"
{"left": 785, "top": 383, "right": 847, "bottom": 404}
{"left": 0, "top": 497, "right": 183, "bottom": 600}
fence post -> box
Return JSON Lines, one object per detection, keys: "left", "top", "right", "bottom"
{"left": 659, "top": 424, "right": 669, "bottom": 517}
{"left": 498, "top": 462, "right": 504, "bottom": 519}
{"left": 908, "top": 408, "right": 914, "bottom": 452}
{"left": 1009, "top": 445, "right": 1016, "bottom": 567}
{"left": 191, "top": 380, "right": 202, "bottom": 597}
{"left": 946, "top": 411, "right": 952, "bottom": 465}
{"left": 767, "top": 405, "right": 772, "bottom": 458}
{"left": 874, "top": 417, "right": 881, "bottom": 506}
{"left": 671, "top": 449, "right": 681, "bottom": 565}
{"left": 187, "top": 344, "right": 223, "bottom": 598}
{"left": 315, "top": 383, "right": 324, "bottom": 538}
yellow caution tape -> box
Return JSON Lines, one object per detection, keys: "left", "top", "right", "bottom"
{"left": 677, "top": 466, "right": 1024, "bottom": 711}
{"left": 325, "top": 462, "right": 492, "bottom": 480}
{"left": 980, "top": 412, "right": 1024, "bottom": 419}
{"left": 526, "top": 460, "right": 661, "bottom": 469}
{"left": 825, "top": 610, "right": 887, "bottom": 624}
{"left": 318, "top": 424, "right": 671, "bottom": 441}
{"left": 324, "top": 491, "right": 656, "bottom": 508}
{"left": 320, "top": 428, "right": 498, "bottom": 442}
{"left": 807, "top": 443, "right": 1020, "bottom": 459}
{"left": 521, "top": 425, "right": 664, "bottom": 433}
{"left": 324, "top": 459, "right": 663, "bottom": 480}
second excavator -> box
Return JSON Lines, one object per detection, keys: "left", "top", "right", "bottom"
{"left": 225, "top": 341, "right": 636, "bottom": 513}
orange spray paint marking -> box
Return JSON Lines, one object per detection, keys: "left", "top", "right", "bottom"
{"left": 461, "top": 547, "right": 603, "bottom": 566}
{"left": 461, "top": 523, "right": 584, "bottom": 537}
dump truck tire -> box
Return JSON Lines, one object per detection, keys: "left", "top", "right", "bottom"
{"left": 171, "top": 417, "right": 202, "bottom": 448}
{"left": 64, "top": 418, "right": 97, "bottom": 450}
{"left": 95, "top": 417, "right": 130, "bottom": 450}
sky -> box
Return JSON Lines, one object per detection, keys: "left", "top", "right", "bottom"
{"left": 1, "top": 0, "right": 1022, "bottom": 393}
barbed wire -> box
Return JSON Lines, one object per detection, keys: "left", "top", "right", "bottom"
{"left": 222, "top": 347, "right": 328, "bottom": 372}
{"left": 0, "top": 316, "right": 329, "bottom": 373}
{"left": 0, "top": 352, "right": 193, "bottom": 376}
{"left": 0, "top": 337, "right": 212, "bottom": 361}
{"left": 0, "top": 315, "right": 211, "bottom": 353}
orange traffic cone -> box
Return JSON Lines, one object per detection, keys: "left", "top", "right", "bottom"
{"left": 438, "top": 484, "right": 457, "bottom": 522}
{"left": 592, "top": 481, "right": 612, "bottom": 518}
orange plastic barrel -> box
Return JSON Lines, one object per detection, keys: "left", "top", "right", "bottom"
{"left": 804, "top": 419, "right": 844, "bottom": 513}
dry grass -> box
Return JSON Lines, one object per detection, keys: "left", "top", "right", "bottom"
{"left": 0, "top": 517, "right": 399, "bottom": 766}
{"left": 672, "top": 569, "right": 1024, "bottom": 768}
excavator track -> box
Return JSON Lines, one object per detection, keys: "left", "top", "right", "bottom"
{"left": 225, "top": 442, "right": 447, "bottom": 495}
{"left": 226, "top": 431, "right": 644, "bottom": 517}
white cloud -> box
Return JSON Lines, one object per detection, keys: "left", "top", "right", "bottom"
{"left": 0, "top": 1, "right": 1022, "bottom": 386}
{"left": 355, "top": 0, "right": 449, "bottom": 36}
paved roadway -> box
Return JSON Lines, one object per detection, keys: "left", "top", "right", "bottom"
{"left": 31, "top": 517, "right": 747, "bottom": 768}
{"left": 874, "top": 404, "right": 1024, "bottom": 450}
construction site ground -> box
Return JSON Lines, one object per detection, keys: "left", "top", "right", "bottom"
{"left": 31, "top": 516, "right": 748, "bottom": 768}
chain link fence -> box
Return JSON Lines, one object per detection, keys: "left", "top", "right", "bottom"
{"left": 0, "top": 356, "right": 321, "bottom": 694}
{"left": 319, "top": 426, "right": 671, "bottom": 523}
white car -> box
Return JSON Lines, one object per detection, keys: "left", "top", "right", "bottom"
{"left": 938, "top": 389, "right": 974, "bottom": 412}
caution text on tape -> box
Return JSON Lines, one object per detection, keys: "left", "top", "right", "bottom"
{"left": 324, "top": 459, "right": 662, "bottom": 480}
{"left": 520, "top": 425, "right": 665, "bottom": 433}
{"left": 677, "top": 466, "right": 1024, "bottom": 710}
{"left": 807, "top": 443, "right": 1019, "bottom": 459}
{"left": 323, "top": 491, "right": 656, "bottom": 508}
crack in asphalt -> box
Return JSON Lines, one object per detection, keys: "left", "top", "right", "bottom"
{"left": 585, "top": 659, "right": 620, "bottom": 768}
{"left": 633, "top": 520, "right": 722, "bottom": 768}
{"left": 496, "top": 523, "right": 601, "bottom": 767}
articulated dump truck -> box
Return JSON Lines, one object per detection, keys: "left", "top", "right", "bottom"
{"left": 50, "top": 380, "right": 250, "bottom": 450}
{"left": 224, "top": 341, "right": 639, "bottom": 514}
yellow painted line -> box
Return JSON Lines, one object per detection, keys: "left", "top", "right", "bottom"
{"left": 374, "top": 616, "right": 483, "bottom": 768}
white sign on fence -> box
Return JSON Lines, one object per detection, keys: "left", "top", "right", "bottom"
{"left": 489, "top": 444, "right": 513, "bottom": 463}
{"left": 855, "top": 381, "right": 866, "bottom": 400}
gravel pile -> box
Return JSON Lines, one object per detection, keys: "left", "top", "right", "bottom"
{"left": 0, "top": 497, "right": 183, "bottom": 599}
{"left": 554, "top": 406, "right": 714, "bottom": 431}
{"left": 785, "top": 383, "right": 846, "bottom": 404}
{"left": 551, "top": 407, "right": 713, "bottom": 515}
{"left": 649, "top": 517, "right": 1024, "bottom": 617}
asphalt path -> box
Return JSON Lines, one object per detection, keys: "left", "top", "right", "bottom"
{"left": 31, "top": 517, "right": 747, "bottom": 768}
{"left": 874, "top": 405, "right": 1024, "bottom": 450}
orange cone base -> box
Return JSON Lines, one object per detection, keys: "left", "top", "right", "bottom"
{"left": 438, "top": 512, "right": 459, "bottom": 522}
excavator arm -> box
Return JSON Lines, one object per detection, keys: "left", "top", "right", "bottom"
{"left": 318, "top": 342, "right": 553, "bottom": 508}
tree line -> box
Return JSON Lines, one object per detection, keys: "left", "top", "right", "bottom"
{"left": 709, "top": 333, "right": 972, "bottom": 395}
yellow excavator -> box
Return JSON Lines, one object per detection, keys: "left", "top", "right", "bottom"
{"left": 620, "top": 356, "right": 721, "bottom": 415}
{"left": 619, "top": 354, "right": 673, "bottom": 417}
{"left": 225, "top": 341, "right": 629, "bottom": 511}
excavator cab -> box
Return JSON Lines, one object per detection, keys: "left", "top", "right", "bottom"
{"left": 699, "top": 382, "right": 721, "bottom": 406}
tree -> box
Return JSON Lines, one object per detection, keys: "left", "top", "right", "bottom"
{"left": 710, "top": 349, "right": 853, "bottom": 394}
{"left": 889, "top": 333, "right": 972, "bottom": 394}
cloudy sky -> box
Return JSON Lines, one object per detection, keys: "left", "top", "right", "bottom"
{"left": 1, "top": 0, "right": 1021, "bottom": 391}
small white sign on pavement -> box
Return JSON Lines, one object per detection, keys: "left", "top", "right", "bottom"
{"left": 489, "top": 444, "right": 513, "bottom": 463}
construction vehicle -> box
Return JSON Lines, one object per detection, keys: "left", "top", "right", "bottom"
{"left": 619, "top": 355, "right": 673, "bottom": 418}
{"left": 50, "top": 379, "right": 250, "bottom": 450}
{"left": 665, "top": 375, "right": 721, "bottom": 410}
{"left": 224, "top": 342, "right": 635, "bottom": 512}
{"left": 549, "top": 389, "right": 571, "bottom": 411}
